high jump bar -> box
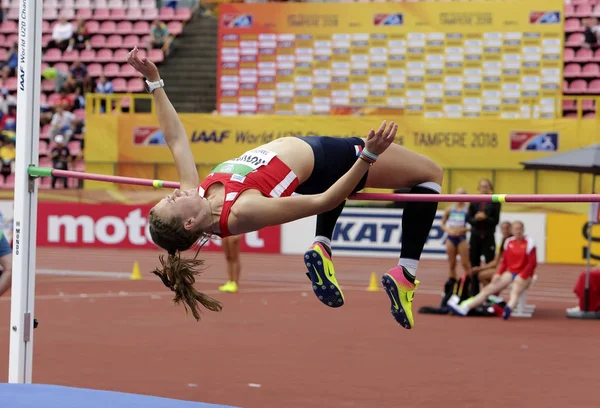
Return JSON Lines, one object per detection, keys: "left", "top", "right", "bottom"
{"left": 28, "top": 166, "right": 600, "bottom": 203}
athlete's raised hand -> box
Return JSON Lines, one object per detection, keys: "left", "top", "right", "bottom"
{"left": 365, "top": 120, "right": 398, "bottom": 156}
{"left": 126, "top": 46, "right": 160, "bottom": 82}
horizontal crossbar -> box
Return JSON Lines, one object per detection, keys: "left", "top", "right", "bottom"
{"left": 28, "top": 166, "right": 600, "bottom": 203}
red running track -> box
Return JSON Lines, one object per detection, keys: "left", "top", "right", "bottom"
{"left": 0, "top": 248, "right": 597, "bottom": 408}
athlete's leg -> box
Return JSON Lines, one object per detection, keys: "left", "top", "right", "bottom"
{"left": 219, "top": 235, "right": 241, "bottom": 293}
{"left": 446, "top": 239, "right": 458, "bottom": 280}
{"left": 364, "top": 142, "right": 443, "bottom": 328}
{"left": 504, "top": 275, "right": 532, "bottom": 319}
{"left": 457, "top": 239, "right": 471, "bottom": 277}
{"left": 473, "top": 235, "right": 497, "bottom": 295}
{"left": 448, "top": 272, "right": 513, "bottom": 316}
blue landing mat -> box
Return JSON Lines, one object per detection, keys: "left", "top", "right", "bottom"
{"left": 0, "top": 384, "right": 237, "bottom": 408}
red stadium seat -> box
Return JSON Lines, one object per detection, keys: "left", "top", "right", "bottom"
{"left": 76, "top": 9, "right": 93, "bottom": 21}
{"left": 587, "top": 79, "right": 600, "bottom": 94}
{"left": 167, "top": 21, "right": 183, "bottom": 36}
{"left": 79, "top": 49, "right": 96, "bottom": 63}
{"left": 126, "top": 8, "right": 143, "bottom": 21}
{"left": 42, "top": 8, "right": 58, "bottom": 20}
{"left": 573, "top": 47, "right": 592, "bottom": 62}
{"left": 87, "top": 63, "right": 103, "bottom": 77}
{"left": 0, "top": 21, "right": 17, "bottom": 34}
{"left": 112, "top": 78, "right": 127, "bottom": 92}
{"left": 133, "top": 21, "right": 149, "bottom": 35}
{"left": 122, "top": 35, "right": 140, "bottom": 49}
{"left": 107, "top": 0, "right": 125, "bottom": 9}
{"left": 59, "top": 9, "right": 75, "bottom": 20}
{"left": 566, "top": 32, "right": 585, "bottom": 46}
{"left": 52, "top": 62, "right": 69, "bottom": 73}
{"left": 142, "top": 8, "right": 158, "bottom": 21}
{"left": 98, "top": 21, "right": 117, "bottom": 35}
{"left": 4, "top": 77, "right": 17, "bottom": 92}
{"left": 575, "top": 5, "right": 593, "bottom": 17}
{"left": 41, "top": 79, "right": 55, "bottom": 93}
{"left": 565, "top": 18, "right": 583, "bottom": 32}
{"left": 106, "top": 34, "right": 124, "bottom": 49}
{"left": 96, "top": 48, "right": 113, "bottom": 63}
{"left": 47, "top": 92, "right": 63, "bottom": 106}
{"left": 566, "top": 4, "right": 576, "bottom": 17}
{"left": 127, "top": 78, "right": 144, "bottom": 93}
{"left": 565, "top": 79, "right": 588, "bottom": 94}
{"left": 90, "top": 35, "right": 106, "bottom": 48}
{"left": 582, "top": 63, "right": 600, "bottom": 77}
{"left": 564, "top": 63, "right": 582, "bottom": 78}
{"left": 116, "top": 21, "right": 133, "bottom": 35}
{"left": 43, "top": 48, "right": 62, "bottom": 63}
{"left": 175, "top": 8, "right": 192, "bottom": 21}
{"left": 94, "top": 9, "right": 110, "bottom": 20}
{"left": 159, "top": 7, "right": 176, "bottom": 21}
{"left": 148, "top": 48, "right": 164, "bottom": 63}
{"left": 109, "top": 9, "right": 127, "bottom": 21}
{"left": 103, "top": 63, "right": 120, "bottom": 77}
{"left": 86, "top": 21, "right": 100, "bottom": 35}
{"left": 119, "top": 63, "right": 139, "bottom": 78}
{"left": 61, "top": 49, "right": 79, "bottom": 63}
{"left": 564, "top": 48, "right": 575, "bottom": 62}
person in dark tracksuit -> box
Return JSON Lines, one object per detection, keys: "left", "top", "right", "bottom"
{"left": 467, "top": 178, "right": 501, "bottom": 296}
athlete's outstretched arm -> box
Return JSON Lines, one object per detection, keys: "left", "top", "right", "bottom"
{"left": 126, "top": 47, "right": 199, "bottom": 190}
{"left": 234, "top": 121, "right": 398, "bottom": 233}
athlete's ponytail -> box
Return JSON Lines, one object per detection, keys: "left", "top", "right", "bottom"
{"left": 148, "top": 208, "right": 223, "bottom": 320}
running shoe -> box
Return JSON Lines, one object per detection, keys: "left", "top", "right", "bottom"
{"left": 503, "top": 306, "right": 512, "bottom": 320}
{"left": 381, "top": 266, "right": 420, "bottom": 329}
{"left": 304, "top": 243, "right": 344, "bottom": 308}
{"left": 447, "top": 294, "right": 470, "bottom": 316}
{"left": 218, "top": 281, "right": 238, "bottom": 293}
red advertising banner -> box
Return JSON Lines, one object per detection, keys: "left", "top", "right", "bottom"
{"left": 37, "top": 202, "right": 281, "bottom": 253}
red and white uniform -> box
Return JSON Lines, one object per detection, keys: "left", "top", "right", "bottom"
{"left": 496, "top": 236, "right": 537, "bottom": 279}
{"left": 198, "top": 148, "right": 299, "bottom": 238}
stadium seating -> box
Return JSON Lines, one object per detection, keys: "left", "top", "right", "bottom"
{"left": 0, "top": 0, "right": 194, "bottom": 189}
{"left": 562, "top": 0, "right": 600, "bottom": 116}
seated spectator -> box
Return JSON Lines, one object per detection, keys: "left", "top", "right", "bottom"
{"left": 72, "top": 87, "right": 85, "bottom": 111}
{"left": 447, "top": 221, "right": 537, "bottom": 320}
{"left": 147, "top": 20, "right": 172, "bottom": 57}
{"left": 50, "top": 134, "right": 70, "bottom": 189}
{"left": 1, "top": 42, "right": 17, "bottom": 82}
{"left": 67, "top": 19, "right": 91, "bottom": 52}
{"left": 471, "top": 221, "right": 513, "bottom": 287}
{"left": 165, "top": 0, "right": 179, "bottom": 9}
{"left": 96, "top": 75, "right": 114, "bottom": 94}
{"left": 0, "top": 133, "right": 14, "bottom": 182}
{"left": 42, "top": 66, "right": 69, "bottom": 93}
{"left": 67, "top": 60, "right": 92, "bottom": 94}
{"left": 49, "top": 104, "right": 76, "bottom": 141}
{"left": 49, "top": 16, "right": 73, "bottom": 51}
{"left": 96, "top": 75, "right": 114, "bottom": 113}
{"left": 56, "top": 89, "right": 74, "bottom": 111}
{"left": 0, "top": 103, "right": 16, "bottom": 131}
{"left": 0, "top": 88, "right": 16, "bottom": 117}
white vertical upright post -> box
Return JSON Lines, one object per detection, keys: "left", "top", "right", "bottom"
{"left": 8, "top": 0, "right": 42, "bottom": 383}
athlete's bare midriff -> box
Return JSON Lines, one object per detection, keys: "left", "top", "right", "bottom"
{"left": 257, "top": 137, "right": 315, "bottom": 183}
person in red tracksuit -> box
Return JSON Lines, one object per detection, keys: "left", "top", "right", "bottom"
{"left": 447, "top": 221, "right": 537, "bottom": 320}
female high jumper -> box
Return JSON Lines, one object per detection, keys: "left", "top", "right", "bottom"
{"left": 126, "top": 47, "right": 443, "bottom": 329}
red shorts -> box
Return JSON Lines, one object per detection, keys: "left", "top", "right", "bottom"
{"left": 497, "top": 269, "right": 535, "bottom": 280}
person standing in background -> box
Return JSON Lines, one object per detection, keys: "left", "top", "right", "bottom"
{"left": 467, "top": 178, "right": 501, "bottom": 296}
{"left": 218, "top": 235, "right": 242, "bottom": 293}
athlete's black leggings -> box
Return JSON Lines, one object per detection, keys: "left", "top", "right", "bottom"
{"left": 469, "top": 234, "right": 496, "bottom": 295}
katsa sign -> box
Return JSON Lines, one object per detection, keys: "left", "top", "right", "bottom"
{"left": 36, "top": 202, "right": 280, "bottom": 253}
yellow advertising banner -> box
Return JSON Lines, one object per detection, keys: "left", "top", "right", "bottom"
{"left": 546, "top": 213, "right": 600, "bottom": 265}
{"left": 111, "top": 114, "right": 595, "bottom": 170}
{"left": 216, "top": 0, "right": 564, "bottom": 117}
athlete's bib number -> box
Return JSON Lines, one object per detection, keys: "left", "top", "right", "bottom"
{"left": 212, "top": 149, "right": 276, "bottom": 176}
